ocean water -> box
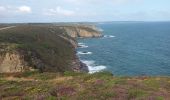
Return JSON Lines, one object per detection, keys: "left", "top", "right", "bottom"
{"left": 77, "top": 22, "right": 170, "bottom": 76}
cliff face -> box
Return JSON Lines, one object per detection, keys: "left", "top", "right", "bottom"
{"left": 0, "top": 43, "right": 47, "bottom": 73}
{"left": 0, "top": 24, "right": 101, "bottom": 73}
{"left": 0, "top": 52, "right": 25, "bottom": 73}
{"left": 0, "top": 49, "right": 88, "bottom": 73}
{"left": 64, "top": 25, "right": 102, "bottom": 38}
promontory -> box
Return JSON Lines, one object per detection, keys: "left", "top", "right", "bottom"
{"left": 0, "top": 23, "right": 102, "bottom": 73}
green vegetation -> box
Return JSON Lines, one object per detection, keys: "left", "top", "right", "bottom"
{"left": 0, "top": 25, "right": 76, "bottom": 72}
{"left": 0, "top": 71, "right": 170, "bottom": 100}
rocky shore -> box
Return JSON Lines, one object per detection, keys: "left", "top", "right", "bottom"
{"left": 63, "top": 25, "right": 102, "bottom": 72}
{"left": 71, "top": 53, "right": 89, "bottom": 72}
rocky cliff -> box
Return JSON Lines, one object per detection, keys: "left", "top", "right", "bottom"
{"left": 0, "top": 24, "right": 101, "bottom": 73}
{"left": 0, "top": 51, "right": 26, "bottom": 73}
{"left": 63, "top": 25, "right": 102, "bottom": 38}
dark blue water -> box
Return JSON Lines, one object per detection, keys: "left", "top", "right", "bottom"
{"left": 77, "top": 22, "right": 170, "bottom": 76}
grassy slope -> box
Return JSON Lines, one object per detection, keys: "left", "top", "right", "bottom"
{"left": 0, "top": 24, "right": 75, "bottom": 72}
{"left": 0, "top": 71, "right": 170, "bottom": 100}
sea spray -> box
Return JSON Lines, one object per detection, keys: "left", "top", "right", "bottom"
{"left": 81, "top": 60, "right": 106, "bottom": 73}
{"left": 77, "top": 51, "right": 92, "bottom": 55}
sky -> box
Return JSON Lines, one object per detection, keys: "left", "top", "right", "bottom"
{"left": 0, "top": 0, "right": 170, "bottom": 23}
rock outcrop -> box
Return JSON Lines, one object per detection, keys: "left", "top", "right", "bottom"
{"left": 0, "top": 49, "right": 45, "bottom": 73}
{"left": 0, "top": 51, "right": 26, "bottom": 73}
{"left": 63, "top": 25, "right": 102, "bottom": 38}
{"left": 71, "top": 53, "right": 88, "bottom": 72}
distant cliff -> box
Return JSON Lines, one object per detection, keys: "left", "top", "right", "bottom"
{"left": 63, "top": 25, "right": 102, "bottom": 38}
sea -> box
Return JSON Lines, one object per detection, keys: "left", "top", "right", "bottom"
{"left": 77, "top": 22, "right": 170, "bottom": 76}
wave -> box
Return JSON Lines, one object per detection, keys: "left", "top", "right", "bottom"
{"left": 78, "top": 43, "right": 84, "bottom": 45}
{"left": 81, "top": 60, "right": 106, "bottom": 73}
{"left": 78, "top": 42, "right": 88, "bottom": 48}
{"left": 78, "top": 44, "right": 88, "bottom": 48}
{"left": 103, "top": 35, "right": 115, "bottom": 38}
{"left": 77, "top": 51, "right": 92, "bottom": 55}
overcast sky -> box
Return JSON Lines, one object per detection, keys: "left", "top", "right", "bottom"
{"left": 0, "top": 0, "right": 170, "bottom": 23}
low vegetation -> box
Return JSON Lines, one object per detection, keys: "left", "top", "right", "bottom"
{"left": 0, "top": 24, "right": 76, "bottom": 72}
{"left": 0, "top": 71, "right": 170, "bottom": 100}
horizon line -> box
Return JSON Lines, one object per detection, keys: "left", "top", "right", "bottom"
{"left": 1, "top": 20, "right": 170, "bottom": 24}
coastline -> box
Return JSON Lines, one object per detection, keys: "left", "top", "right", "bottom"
{"left": 75, "top": 38, "right": 104, "bottom": 73}
{"left": 66, "top": 25, "right": 103, "bottom": 73}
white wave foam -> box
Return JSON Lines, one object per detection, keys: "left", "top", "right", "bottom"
{"left": 82, "top": 60, "right": 95, "bottom": 65}
{"left": 103, "top": 35, "right": 115, "bottom": 38}
{"left": 109, "top": 35, "right": 115, "bottom": 38}
{"left": 89, "top": 65, "right": 107, "bottom": 73}
{"left": 77, "top": 51, "right": 92, "bottom": 55}
{"left": 78, "top": 44, "right": 88, "bottom": 48}
{"left": 78, "top": 43, "right": 88, "bottom": 48}
{"left": 78, "top": 43, "right": 84, "bottom": 45}
{"left": 81, "top": 60, "right": 106, "bottom": 73}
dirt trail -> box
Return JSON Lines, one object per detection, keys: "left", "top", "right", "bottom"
{"left": 0, "top": 26, "right": 16, "bottom": 31}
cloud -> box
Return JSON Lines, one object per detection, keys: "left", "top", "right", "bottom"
{"left": 17, "top": 6, "right": 32, "bottom": 13}
{"left": 44, "top": 6, "right": 75, "bottom": 16}
{"left": 0, "top": 5, "right": 32, "bottom": 20}
{"left": 0, "top": 6, "right": 6, "bottom": 11}
{"left": 64, "top": 0, "right": 141, "bottom": 5}
{"left": 0, "top": 5, "right": 31, "bottom": 14}
{"left": 43, "top": 6, "right": 98, "bottom": 18}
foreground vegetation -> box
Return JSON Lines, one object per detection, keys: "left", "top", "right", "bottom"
{"left": 0, "top": 71, "right": 170, "bottom": 100}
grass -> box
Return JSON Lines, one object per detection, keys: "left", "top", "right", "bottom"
{"left": 0, "top": 71, "right": 170, "bottom": 100}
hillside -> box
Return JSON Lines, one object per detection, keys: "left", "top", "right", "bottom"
{"left": 0, "top": 24, "right": 101, "bottom": 73}
{"left": 0, "top": 71, "right": 170, "bottom": 100}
